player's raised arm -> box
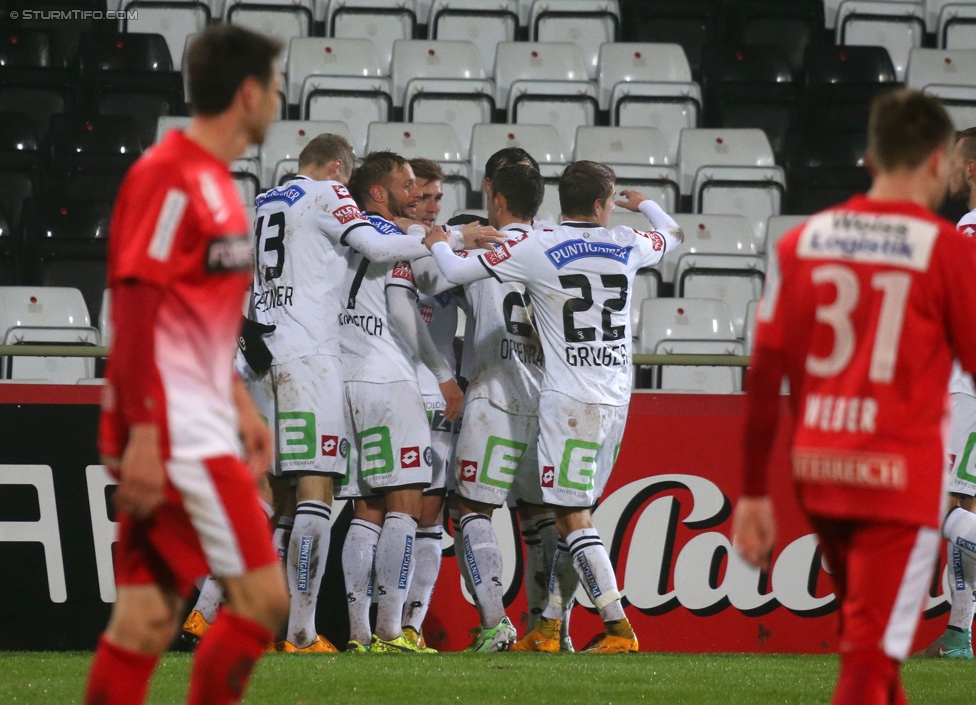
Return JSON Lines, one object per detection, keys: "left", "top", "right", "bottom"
{"left": 615, "top": 190, "right": 684, "bottom": 247}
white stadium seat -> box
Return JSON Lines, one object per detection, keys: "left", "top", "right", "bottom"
{"left": 574, "top": 126, "right": 671, "bottom": 166}
{"left": 427, "top": 0, "right": 519, "bottom": 76}
{"left": 300, "top": 76, "right": 392, "bottom": 155}
{"left": 286, "top": 37, "right": 385, "bottom": 107}
{"left": 906, "top": 48, "right": 976, "bottom": 90}
{"left": 836, "top": 0, "right": 925, "bottom": 82}
{"left": 537, "top": 180, "right": 562, "bottom": 222}
{"left": 611, "top": 81, "right": 702, "bottom": 165}
{"left": 99, "top": 289, "right": 111, "bottom": 351}
{"left": 926, "top": 84, "right": 976, "bottom": 131}
{"left": 366, "top": 122, "right": 464, "bottom": 161}
{"left": 404, "top": 78, "right": 494, "bottom": 160}
{"left": 597, "top": 42, "right": 693, "bottom": 109}
{"left": 272, "top": 159, "right": 300, "bottom": 187}
{"left": 0, "top": 286, "right": 96, "bottom": 383}
{"left": 677, "top": 128, "right": 776, "bottom": 196}
{"left": 636, "top": 297, "right": 736, "bottom": 353}
{"left": 470, "top": 123, "right": 565, "bottom": 186}
{"left": 666, "top": 214, "right": 757, "bottom": 283}
{"left": 629, "top": 268, "right": 659, "bottom": 334}
{"left": 674, "top": 253, "right": 766, "bottom": 338}
{"left": 693, "top": 165, "right": 786, "bottom": 250}
{"left": 390, "top": 40, "right": 486, "bottom": 108}
{"left": 327, "top": 0, "right": 418, "bottom": 74}
{"left": 764, "top": 214, "right": 806, "bottom": 254}
{"left": 939, "top": 4, "right": 976, "bottom": 49}
{"left": 122, "top": 1, "right": 211, "bottom": 70}
{"left": 493, "top": 41, "right": 589, "bottom": 109}
{"left": 231, "top": 158, "right": 261, "bottom": 206}
{"left": 529, "top": 0, "right": 621, "bottom": 80}
{"left": 743, "top": 299, "right": 759, "bottom": 355}
{"left": 655, "top": 339, "right": 743, "bottom": 394}
{"left": 508, "top": 79, "right": 599, "bottom": 156}
{"left": 259, "top": 120, "right": 353, "bottom": 189}
{"left": 226, "top": 0, "right": 315, "bottom": 71}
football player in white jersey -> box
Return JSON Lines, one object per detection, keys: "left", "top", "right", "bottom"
{"left": 237, "top": 136, "right": 497, "bottom": 654}
{"left": 916, "top": 127, "right": 976, "bottom": 659}
{"left": 337, "top": 151, "right": 469, "bottom": 653}
{"left": 400, "top": 158, "right": 456, "bottom": 647}
{"left": 426, "top": 161, "right": 683, "bottom": 652}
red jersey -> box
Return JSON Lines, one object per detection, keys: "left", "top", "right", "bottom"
{"left": 750, "top": 196, "right": 976, "bottom": 527}
{"left": 99, "top": 130, "right": 252, "bottom": 460}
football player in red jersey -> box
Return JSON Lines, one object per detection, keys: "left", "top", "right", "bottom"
{"left": 86, "top": 25, "right": 288, "bottom": 705}
{"left": 734, "top": 90, "right": 976, "bottom": 704}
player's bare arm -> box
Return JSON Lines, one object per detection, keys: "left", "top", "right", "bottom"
{"left": 423, "top": 226, "right": 451, "bottom": 251}
{"left": 732, "top": 496, "right": 776, "bottom": 571}
{"left": 114, "top": 423, "right": 166, "bottom": 519}
{"left": 233, "top": 378, "right": 273, "bottom": 480}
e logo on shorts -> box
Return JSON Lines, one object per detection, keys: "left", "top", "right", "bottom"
{"left": 559, "top": 440, "right": 599, "bottom": 491}
{"left": 279, "top": 411, "right": 316, "bottom": 460}
{"left": 358, "top": 426, "right": 394, "bottom": 477}
{"left": 480, "top": 436, "right": 526, "bottom": 490}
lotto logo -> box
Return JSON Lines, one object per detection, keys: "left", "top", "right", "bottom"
{"left": 321, "top": 435, "right": 338, "bottom": 456}
{"left": 401, "top": 446, "right": 420, "bottom": 468}
{"left": 963, "top": 225, "right": 976, "bottom": 238}
{"left": 392, "top": 261, "right": 414, "bottom": 282}
{"left": 333, "top": 204, "right": 362, "bottom": 225}
{"left": 541, "top": 465, "right": 555, "bottom": 488}
{"left": 333, "top": 183, "right": 353, "bottom": 200}
{"left": 483, "top": 245, "right": 510, "bottom": 267}
{"left": 461, "top": 460, "right": 478, "bottom": 482}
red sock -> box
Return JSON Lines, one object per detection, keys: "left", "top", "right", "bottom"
{"left": 85, "top": 634, "right": 158, "bottom": 705}
{"left": 832, "top": 650, "right": 902, "bottom": 705}
{"left": 187, "top": 610, "right": 273, "bottom": 705}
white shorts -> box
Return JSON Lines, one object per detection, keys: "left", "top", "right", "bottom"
{"left": 264, "top": 355, "right": 348, "bottom": 478}
{"left": 336, "top": 379, "right": 433, "bottom": 499}
{"left": 454, "top": 396, "right": 543, "bottom": 507}
{"left": 424, "top": 393, "right": 456, "bottom": 494}
{"left": 948, "top": 392, "right": 976, "bottom": 497}
{"left": 537, "top": 390, "right": 628, "bottom": 507}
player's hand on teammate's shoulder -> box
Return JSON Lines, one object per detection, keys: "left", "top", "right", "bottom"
{"left": 731, "top": 495, "right": 776, "bottom": 571}
{"left": 395, "top": 217, "right": 427, "bottom": 234}
{"left": 439, "top": 377, "right": 464, "bottom": 422}
{"left": 115, "top": 424, "right": 166, "bottom": 519}
{"left": 614, "top": 189, "right": 649, "bottom": 213}
{"left": 423, "top": 225, "right": 451, "bottom": 251}
{"left": 460, "top": 222, "right": 506, "bottom": 250}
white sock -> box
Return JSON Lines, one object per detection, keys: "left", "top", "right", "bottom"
{"left": 460, "top": 512, "right": 506, "bottom": 628}
{"left": 543, "top": 538, "right": 580, "bottom": 621}
{"left": 567, "top": 528, "right": 625, "bottom": 624}
{"left": 946, "top": 532, "right": 976, "bottom": 631}
{"left": 450, "top": 509, "right": 477, "bottom": 600}
{"left": 403, "top": 525, "right": 443, "bottom": 632}
{"left": 374, "top": 511, "right": 417, "bottom": 640}
{"left": 192, "top": 576, "right": 224, "bottom": 623}
{"left": 285, "top": 500, "right": 332, "bottom": 647}
{"left": 521, "top": 516, "right": 547, "bottom": 630}
{"left": 273, "top": 515, "right": 294, "bottom": 563}
{"left": 342, "top": 518, "right": 380, "bottom": 646}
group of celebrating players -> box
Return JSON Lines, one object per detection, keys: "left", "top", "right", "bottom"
{"left": 84, "top": 21, "right": 976, "bottom": 705}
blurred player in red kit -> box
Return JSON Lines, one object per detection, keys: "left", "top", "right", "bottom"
{"left": 86, "top": 25, "right": 288, "bottom": 705}
{"left": 734, "top": 89, "right": 976, "bottom": 704}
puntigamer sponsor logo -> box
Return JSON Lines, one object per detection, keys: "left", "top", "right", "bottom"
{"left": 545, "top": 240, "right": 633, "bottom": 269}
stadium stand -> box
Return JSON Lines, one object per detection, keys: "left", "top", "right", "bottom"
{"left": 6, "top": 0, "right": 976, "bottom": 391}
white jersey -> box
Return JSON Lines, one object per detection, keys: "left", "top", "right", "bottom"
{"left": 951, "top": 208, "right": 976, "bottom": 397}
{"left": 475, "top": 220, "right": 668, "bottom": 406}
{"left": 340, "top": 213, "right": 420, "bottom": 383}
{"left": 415, "top": 290, "right": 459, "bottom": 396}
{"left": 251, "top": 176, "right": 373, "bottom": 363}
{"left": 462, "top": 223, "right": 544, "bottom": 416}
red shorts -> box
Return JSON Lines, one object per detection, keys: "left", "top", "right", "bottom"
{"left": 114, "top": 455, "right": 277, "bottom": 597}
{"left": 809, "top": 517, "right": 940, "bottom": 661}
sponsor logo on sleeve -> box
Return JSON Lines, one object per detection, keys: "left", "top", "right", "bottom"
{"left": 484, "top": 245, "right": 511, "bottom": 267}
{"left": 639, "top": 230, "right": 665, "bottom": 251}
{"left": 544, "top": 239, "right": 633, "bottom": 269}
{"left": 400, "top": 446, "right": 420, "bottom": 469}
{"left": 419, "top": 302, "right": 434, "bottom": 323}
{"left": 333, "top": 204, "right": 363, "bottom": 225}
{"left": 541, "top": 465, "right": 555, "bottom": 488}
{"left": 961, "top": 225, "right": 976, "bottom": 238}
{"left": 460, "top": 460, "right": 478, "bottom": 482}
{"left": 321, "top": 435, "right": 338, "bottom": 456}
{"left": 392, "top": 260, "right": 414, "bottom": 283}
{"left": 333, "top": 183, "right": 353, "bottom": 200}
{"left": 205, "top": 236, "right": 253, "bottom": 272}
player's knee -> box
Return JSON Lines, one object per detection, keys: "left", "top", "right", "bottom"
{"left": 106, "top": 599, "right": 177, "bottom": 654}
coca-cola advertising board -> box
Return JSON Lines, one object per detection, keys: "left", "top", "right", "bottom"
{"left": 422, "top": 393, "right": 953, "bottom": 653}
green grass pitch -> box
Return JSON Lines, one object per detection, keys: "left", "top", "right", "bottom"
{"left": 0, "top": 652, "right": 966, "bottom": 704}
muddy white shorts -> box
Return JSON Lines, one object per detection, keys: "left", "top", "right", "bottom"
{"left": 948, "top": 392, "right": 976, "bottom": 497}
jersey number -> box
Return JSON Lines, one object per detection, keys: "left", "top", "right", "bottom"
{"left": 502, "top": 291, "right": 533, "bottom": 338}
{"left": 559, "top": 274, "right": 628, "bottom": 343}
{"left": 806, "top": 264, "right": 911, "bottom": 384}
{"left": 255, "top": 211, "right": 286, "bottom": 281}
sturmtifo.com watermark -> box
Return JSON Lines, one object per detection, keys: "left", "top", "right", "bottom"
{"left": 9, "top": 9, "right": 139, "bottom": 20}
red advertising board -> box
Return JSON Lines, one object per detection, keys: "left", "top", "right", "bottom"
{"left": 423, "top": 393, "right": 952, "bottom": 653}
